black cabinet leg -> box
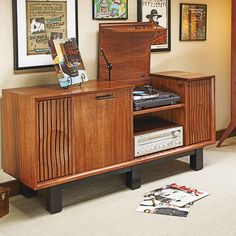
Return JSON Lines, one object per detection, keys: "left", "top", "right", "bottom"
{"left": 46, "top": 186, "right": 62, "bottom": 214}
{"left": 20, "top": 183, "right": 37, "bottom": 198}
{"left": 126, "top": 166, "right": 141, "bottom": 190}
{"left": 190, "top": 148, "right": 203, "bottom": 171}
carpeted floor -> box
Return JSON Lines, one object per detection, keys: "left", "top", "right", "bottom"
{"left": 1, "top": 137, "right": 236, "bottom": 236}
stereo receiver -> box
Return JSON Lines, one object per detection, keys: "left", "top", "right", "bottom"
{"left": 134, "top": 125, "right": 183, "bottom": 157}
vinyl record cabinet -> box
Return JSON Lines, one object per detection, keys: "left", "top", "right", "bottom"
{"left": 2, "top": 72, "right": 215, "bottom": 213}
{"left": 2, "top": 23, "right": 215, "bottom": 214}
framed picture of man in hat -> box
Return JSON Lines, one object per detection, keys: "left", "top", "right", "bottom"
{"left": 137, "top": 0, "right": 171, "bottom": 52}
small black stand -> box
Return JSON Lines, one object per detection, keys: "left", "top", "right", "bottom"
{"left": 63, "top": 77, "right": 73, "bottom": 89}
{"left": 100, "top": 48, "right": 112, "bottom": 81}
{"left": 63, "top": 75, "right": 85, "bottom": 89}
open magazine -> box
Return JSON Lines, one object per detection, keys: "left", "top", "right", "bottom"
{"left": 144, "top": 183, "right": 209, "bottom": 207}
{"left": 136, "top": 197, "right": 193, "bottom": 217}
{"left": 48, "top": 38, "right": 88, "bottom": 88}
{"left": 137, "top": 183, "right": 209, "bottom": 217}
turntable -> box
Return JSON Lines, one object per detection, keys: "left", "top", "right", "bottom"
{"left": 133, "top": 85, "right": 180, "bottom": 111}
{"left": 98, "top": 22, "right": 181, "bottom": 111}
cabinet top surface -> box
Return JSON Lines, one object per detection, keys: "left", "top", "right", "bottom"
{"left": 3, "top": 80, "right": 134, "bottom": 99}
{"left": 152, "top": 71, "right": 215, "bottom": 80}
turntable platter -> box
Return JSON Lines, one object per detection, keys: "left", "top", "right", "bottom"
{"left": 133, "top": 85, "right": 180, "bottom": 111}
{"left": 133, "top": 85, "right": 159, "bottom": 101}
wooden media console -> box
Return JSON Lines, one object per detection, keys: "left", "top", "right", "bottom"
{"left": 2, "top": 23, "right": 215, "bottom": 214}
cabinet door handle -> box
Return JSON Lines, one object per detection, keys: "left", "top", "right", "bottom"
{"left": 96, "top": 95, "right": 115, "bottom": 100}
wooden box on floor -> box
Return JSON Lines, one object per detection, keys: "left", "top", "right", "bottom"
{"left": 0, "top": 187, "right": 9, "bottom": 218}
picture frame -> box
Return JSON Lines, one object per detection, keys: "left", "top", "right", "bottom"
{"left": 137, "top": 0, "right": 171, "bottom": 52}
{"left": 12, "top": 0, "right": 78, "bottom": 70}
{"left": 93, "top": 0, "right": 128, "bottom": 20}
{"left": 180, "top": 3, "right": 207, "bottom": 41}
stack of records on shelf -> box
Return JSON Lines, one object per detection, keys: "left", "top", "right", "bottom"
{"left": 136, "top": 183, "right": 209, "bottom": 217}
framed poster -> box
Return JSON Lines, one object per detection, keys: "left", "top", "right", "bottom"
{"left": 12, "top": 0, "right": 78, "bottom": 70}
{"left": 137, "top": 0, "right": 171, "bottom": 52}
{"left": 180, "top": 4, "right": 207, "bottom": 41}
{"left": 93, "top": 0, "right": 128, "bottom": 20}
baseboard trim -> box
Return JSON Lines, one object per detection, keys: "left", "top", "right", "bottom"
{"left": 0, "top": 180, "right": 20, "bottom": 197}
{"left": 216, "top": 128, "right": 236, "bottom": 141}
{"left": 1, "top": 130, "right": 235, "bottom": 198}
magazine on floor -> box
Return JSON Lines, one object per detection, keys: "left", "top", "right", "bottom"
{"left": 143, "top": 183, "right": 209, "bottom": 207}
{"left": 136, "top": 196, "right": 193, "bottom": 217}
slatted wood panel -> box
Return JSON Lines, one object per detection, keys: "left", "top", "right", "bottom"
{"left": 188, "top": 80, "right": 211, "bottom": 144}
{"left": 37, "top": 98, "right": 73, "bottom": 182}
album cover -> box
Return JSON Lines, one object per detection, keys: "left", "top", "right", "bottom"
{"left": 136, "top": 197, "right": 193, "bottom": 217}
{"left": 48, "top": 38, "right": 88, "bottom": 88}
{"left": 144, "top": 183, "right": 209, "bottom": 207}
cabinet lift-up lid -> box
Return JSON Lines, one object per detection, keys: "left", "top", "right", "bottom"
{"left": 98, "top": 22, "right": 159, "bottom": 85}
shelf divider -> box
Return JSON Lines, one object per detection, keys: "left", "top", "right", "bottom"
{"left": 133, "top": 103, "right": 185, "bottom": 116}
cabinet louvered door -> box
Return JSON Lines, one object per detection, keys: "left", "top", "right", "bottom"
{"left": 37, "top": 97, "right": 74, "bottom": 183}
{"left": 187, "top": 79, "right": 214, "bottom": 145}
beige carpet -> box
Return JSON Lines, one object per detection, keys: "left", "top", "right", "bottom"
{"left": 1, "top": 138, "right": 236, "bottom": 236}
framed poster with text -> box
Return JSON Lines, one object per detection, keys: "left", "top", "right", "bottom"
{"left": 137, "top": 0, "right": 171, "bottom": 52}
{"left": 180, "top": 4, "right": 207, "bottom": 41}
{"left": 12, "top": 0, "right": 78, "bottom": 70}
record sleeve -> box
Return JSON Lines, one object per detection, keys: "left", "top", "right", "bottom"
{"left": 144, "top": 183, "right": 209, "bottom": 207}
{"left": 136, "top": 197, "right": 193, "bottom": 217}
{"left": 49, "top": 38, "right": 88, "bottom": 88}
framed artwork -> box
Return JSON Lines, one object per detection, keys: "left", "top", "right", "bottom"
{"left": 180, "top": 3, "right": 207, "bottom": 41}
{"left": 93, "top": 0, "right": 128, "bottom": 20}
{"left": 137, "top": 0, "right": 171, "bottom": 52}
{"left": 12, "top": 0, "right": 78, "bottom": 70}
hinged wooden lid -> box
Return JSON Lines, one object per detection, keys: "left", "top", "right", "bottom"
{"left": 98, "top": 22, "right": 160, "bottom": 84}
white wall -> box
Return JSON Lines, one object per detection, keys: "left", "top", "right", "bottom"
{"left": 0, "top": 0, "right": 231, "bottom": 181}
